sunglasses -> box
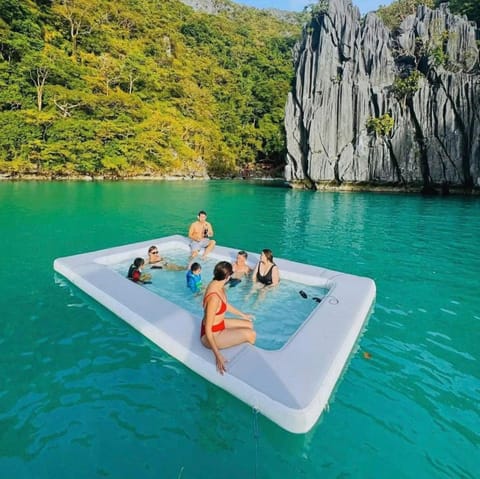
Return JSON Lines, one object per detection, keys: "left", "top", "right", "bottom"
{"left": 150, "top": 250, "right": 158, "bottom": 254}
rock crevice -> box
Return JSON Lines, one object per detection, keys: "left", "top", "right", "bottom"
{"left": 285, "top": 0, "right": 480, "bottom": 192}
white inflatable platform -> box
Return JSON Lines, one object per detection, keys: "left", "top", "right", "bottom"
{"left": 54, "top": 235, "right": 376, "bottom": 433}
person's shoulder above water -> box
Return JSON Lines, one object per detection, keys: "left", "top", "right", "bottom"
{"left": 232, "top": 250, "right": 252, "bottom": 276}
{"left": 253, "top": 248, "right": 280, "bottom": 286}
{"left": 186, "top": 262, "right": 203, "bottom": 293}
{"left": 147, "top": 245, "right": 186, "bottom": 271}
{"left": 146, "top": 245, "right": 164, "bottom": 268}
{"left": 127, "top": 257, "right": 152, "bottom": 284}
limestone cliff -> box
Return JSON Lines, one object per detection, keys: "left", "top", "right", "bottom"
{"left": 178, "top": 0, "right": 301, "bottom": 23}
{"left": 178, "top": 0, "right": 234, "bottom": 15}
{"left": 284, "top": 0, "right": 480, "bottom": 193}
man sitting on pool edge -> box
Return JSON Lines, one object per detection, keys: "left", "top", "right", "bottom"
{"left": 188, "top": 210, "right": 216, "bottom": 259}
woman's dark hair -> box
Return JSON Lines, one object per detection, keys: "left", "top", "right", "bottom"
{"left": 262, "top": 249, "right": 273, "bottom": 263}
{"left": 213, "top": 261, "right": 233, "bottom": 281}
{"left": 134, "top": 257, "right": 144, "bottom": 268}
{"left": 128, "top": 257, "right": 144, "bottom": 279}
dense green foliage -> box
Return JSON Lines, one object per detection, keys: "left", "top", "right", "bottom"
{"left": 435, "top": 0, "right": 480, "bottom": 26}
{"left": 366, "top": 114, "right": 394, "bottom": 136}
{"left": 376, "top": 0, "right": 435, "bottom": 30}
{"left": 392, "top": 70, "right": 424, "bottom": 99}
{"left": 0, "top": 0, "right": 301, "bottom": 177}
{"left": 376, "top": 0, "right": 480, "bottom": 30}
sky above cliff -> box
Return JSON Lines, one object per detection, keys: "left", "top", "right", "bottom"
{"left": 237, "top": 0, "right": 392, "bottom": 14}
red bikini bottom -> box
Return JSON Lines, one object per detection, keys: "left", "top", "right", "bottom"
{"left": 201, "top": 320, "right": 225, "bottom": 337}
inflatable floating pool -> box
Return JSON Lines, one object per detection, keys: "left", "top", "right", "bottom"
{"left": 54, "top": 235, "right": 376, "bottom": 433}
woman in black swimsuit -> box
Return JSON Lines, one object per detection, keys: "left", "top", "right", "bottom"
{"left": 252, "top": 249, "right": 280, "bottom": 287}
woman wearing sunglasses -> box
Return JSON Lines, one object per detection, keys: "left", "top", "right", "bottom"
{"left": 146, "top": 245, "right": 186, "bottom": 271}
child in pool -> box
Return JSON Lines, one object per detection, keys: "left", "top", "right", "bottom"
{"left": 186, "top": 262, "right": 203, "bottom": 293}
{"left": 127, "top": 258, "right": 152, "bottom": 284}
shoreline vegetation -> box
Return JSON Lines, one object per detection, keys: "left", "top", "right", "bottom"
{"left": 0, "top": 0, "right": 301, "bottom": 182}
{"left": 1, "top": 172, "right": 478, "bottom": 196}
{"left": 1, "top": 1, "right": 478, "bottom": 195}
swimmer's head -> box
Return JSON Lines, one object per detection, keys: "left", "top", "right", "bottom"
{"left": 213, "top": 261, "right": 233, "bottom": 281}
{"left": 190, "top": 262, "right": 201, "bottom": 273}
{"left": 261, "top": 249, "right": 273, "bottom": 263}
{"left": 133, "top": 257, "right": 144, "bottom": 268}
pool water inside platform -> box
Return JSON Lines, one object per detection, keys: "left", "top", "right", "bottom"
{"left": 111, "top": 249, "right": 328, "bottom": 350}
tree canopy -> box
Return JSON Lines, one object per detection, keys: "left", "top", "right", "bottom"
{"left": 376, "top": 0, "right": 435, "bottom": 30}
{"left": 376, "top": 0, "right": 480, "bottom": 30}
{"left": 0, "top": 0, "right": 302, "bottom": 178}
{"left": 435, "top": 0, "right": 480, "bottom": 26}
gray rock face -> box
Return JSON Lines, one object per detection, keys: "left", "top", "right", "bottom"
{"left": 178, "top": 0, "right": 233, "bottom": 15}
{"left": 178, "top": 0, "right": 300, "bottom": 23}
{"left": 285, "top": 0, "right": 480, "bottom": 192}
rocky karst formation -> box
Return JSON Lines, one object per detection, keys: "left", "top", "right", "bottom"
{"left": 284, "top": 0, "right": 480, "bottom": 193}
{"left": 178, "top": 0, "right": 233, "bottom": 15}
{"left": 178, "top": 0, "right": 300, "bottom": 23}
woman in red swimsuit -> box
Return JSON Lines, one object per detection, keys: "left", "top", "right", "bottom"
{"left": 201, "top": 261, "right": 256, "bottom": 375}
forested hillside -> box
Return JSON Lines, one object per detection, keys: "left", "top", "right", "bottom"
{"left": 376, "top": 0, "right": 480, "bottom": 29}
{"left": 0, "top": 0, "right": 301, "bottom": 178}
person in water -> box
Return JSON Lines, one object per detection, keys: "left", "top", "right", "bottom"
{"left": 201, "top": 261, "right": 256, "bottom": 375}
{"left": 188, "top": 210, "right": 216, "bottom": 259}
{"left": 127, "top": 258, "right": 152, "bottom": 284}
{"left": 186, "top": 262, "right": 203, "bottom": 293}
{"left": 228, "top": 250, "right": 252, "bottom": 287}
{"left": 146, "top": 245, "right": 185, "bottom": 271}
{"left": 252, "top": 249, "right": 280, "bottom": 287}
{"left": 232, "top": 250, "right": 252, "bottom": 278}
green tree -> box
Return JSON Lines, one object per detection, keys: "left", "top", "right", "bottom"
{"left": 435, "top": 0, "right": 480, "bottom": 25}
{"left": 0, "top": 0, "right": 303, "bottom": 177}
{"left": 376, "top": 0, "right": 435, "bottom": 30}
{"left": 52, "top": 0, "right": 96, "bottom": 57}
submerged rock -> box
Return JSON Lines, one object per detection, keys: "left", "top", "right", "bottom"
{"left": 285, "top": 0, "right": 480, "bottom": 193}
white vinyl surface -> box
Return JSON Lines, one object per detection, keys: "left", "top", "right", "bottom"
{"left": 54, "top": 235, "right": 376, "bottom": 433}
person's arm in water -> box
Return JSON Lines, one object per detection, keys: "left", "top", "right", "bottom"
{"left": 251, "top": 263, "right": 260, "bottom": 283}
{"left": 139, "top": 272, "right": 152, "bottom": 283}
{"left": 226, "top": 302, "right": 253, "bottom": 321}
{"left": 270, "top": 265, "right": 280, "bottom": 286}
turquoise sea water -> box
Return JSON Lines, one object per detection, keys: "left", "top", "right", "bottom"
{"left": 1, "top": 181, "right": 479, "bottom": 478}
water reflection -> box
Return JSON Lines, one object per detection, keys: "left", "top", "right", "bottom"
{"left": 2, "top": 181, "right": 480, "bottom": 478}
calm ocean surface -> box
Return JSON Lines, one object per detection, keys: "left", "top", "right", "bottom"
{"left": 1, "top": 181, "right": 479, "bottom": 478}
